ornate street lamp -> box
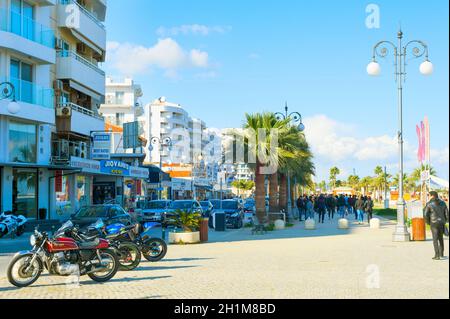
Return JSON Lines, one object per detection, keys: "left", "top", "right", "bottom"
{"left": 0, "top": 82, "right": 21, "bottom": 114}
{"left": 368, "top": 29, "right": 433, "bottom": 242}
{"left": 150, "top": 136, "right": 173, "bottom": 200}
{"left": 275, "top": 102, "right": 306, "bottom": 219}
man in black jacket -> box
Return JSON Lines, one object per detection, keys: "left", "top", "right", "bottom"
{"left": 424, "top": 191, "right": 449, "bottom": 260}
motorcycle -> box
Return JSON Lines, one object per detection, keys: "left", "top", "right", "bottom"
{"left": 80, "top": 219, "right": 142, "bottom": 271}
{"left": 104, "top": 222, "right": 167, "bottom": 262}
{"left": 7, "top": 221, "right": 119, "bottom": 288}
{"left": 0, "top": 212, "right": 27, "bottom": 239}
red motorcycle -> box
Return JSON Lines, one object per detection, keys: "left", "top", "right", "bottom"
{"left": 7, "top": 221, "right": 119, "bottom": 288}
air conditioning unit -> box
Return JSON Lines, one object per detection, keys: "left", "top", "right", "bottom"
{"left": 70, "top": 142, "right": 81, "bottom": 158}
{"left": 79, "top": 142, "right": 88, "bottom": 159}
{"left": 76, "top": 43, "right": 88, "bottom": 55}
{"left": 56, "top": 105, "right": 72, "bottom": 117}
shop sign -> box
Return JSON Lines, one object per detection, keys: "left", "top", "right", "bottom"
{"left": 92, "top": 133, "right": 111, "bottom": 160}
{"left": 55, "top": 170, "right": 63, "bottom": 193}
{"left": 101, "top": 160, "right": 130, "bottom": 176}
{"left": 125, "top": 180, "right": 135, "bottom": 188}
{"left": 130, "top": 166, "right": 149, "bottom": 179}
{"left": 70, "top": 157, "right": 101, "bottom": 174}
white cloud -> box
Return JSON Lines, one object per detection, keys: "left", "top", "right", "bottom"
{"left": 106, "top": 38, "right": 209, "bottom": 77}
{"left": 156, "top": 24, "right": 232, "bottom": 37}
{"left": 303, "top": 115, "right": 450, "bottom": 181}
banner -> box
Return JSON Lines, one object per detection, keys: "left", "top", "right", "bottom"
{"left": 92, "top": 133, "right": 111, "bottom": 160}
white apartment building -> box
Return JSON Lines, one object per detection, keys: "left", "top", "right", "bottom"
{"left": 99, "top": 77, "right": 144, "bottom": 154}
{"left": 0, "top": 0, "right": 112, "bottom": 222}
{"left": 144, "top": 97, "right": 191, "bottom": 165}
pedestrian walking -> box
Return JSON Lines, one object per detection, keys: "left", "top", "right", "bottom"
{"left": 337, "top": 194, "right": 346, "bottom": 218}
{"left": 355, "top": 196, "right": 366, "bottom": 225}
{"left": 424, "top": 191, "right": 449, "bottom": 260}
{"left": 365, "top": 196, "right": 374, "bottom": 224}
{"left": 306, "top": 197, "right": 315, "bottom": 220}
{"left": 316, "top": 195, "right": 327, "bottom": 224}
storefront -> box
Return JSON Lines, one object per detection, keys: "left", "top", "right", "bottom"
{"left": 49, "top": 157, "right": 149, "bottom": 220}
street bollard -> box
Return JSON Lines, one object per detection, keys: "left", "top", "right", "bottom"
{"left": 200, "top": 218, "right": 209, "bottom": 242}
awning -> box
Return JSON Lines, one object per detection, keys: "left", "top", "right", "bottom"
{"left": 69, "top": 80, "right": 103, "bottom": 101}
{"left": 70, "top": 29, "right": 104, "bottom": 57}
{"left": 430, "top": 176, "right": 449, "bottom": 190}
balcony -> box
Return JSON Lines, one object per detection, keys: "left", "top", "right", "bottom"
{"left": 0, "top": 77, "right": 55, "bottom": 124}
{"left": 0, "top": 9, "right": 55, "bottom": 64}
{"left": 56, "top": 102, "right": 104, "bottom": 137}
{"left": 57, "top": 0, "right": 106, "bottom": 52}
{"left": 56, "top": 51, "right": 105, "bottom": 96}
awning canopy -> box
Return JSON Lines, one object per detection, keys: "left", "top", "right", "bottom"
{"left": 70, "top": 80, "right": 103, "bottom": 101}
{"left": 430, "top": 176, "right": 449, "bottom": 190}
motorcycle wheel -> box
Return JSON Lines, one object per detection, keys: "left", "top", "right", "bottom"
{"left": 142, "top": 238, "right": 167, "bottom": 262}
{"left": 87, "top": 249, "right": 119, "bottom": 283}
{"left": 7, "top": 254, "right": 42, "bottom": 288}
{"left": 117, "top": 242, "right": 141, "bottom": 271}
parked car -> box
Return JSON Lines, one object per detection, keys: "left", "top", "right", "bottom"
{"left": 165, "top": 200, "right": 204, "bottom": 226}
{"left": 70, "top": 205, "right": 134, "bottom": 228}
{"left": 135, "top": 200, "right": 172, "bottom": 222}
{"left": 243, "top": 198, "right": 256, "bottom": 223}
{"left": 216, "top": 200, "right": 244, "bottom": 229}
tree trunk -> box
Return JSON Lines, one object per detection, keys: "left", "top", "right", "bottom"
{"left": 269, "top": 173, "right": 279, "bottom": 212}
{"left": 279, "top": 173, "right": 288, "bottom": 211}
{"left": 255, "top": 161, "right": 267, "bottom": 223}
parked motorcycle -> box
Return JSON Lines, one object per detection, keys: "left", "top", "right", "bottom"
{"left": 7, "top": 221, "right": 119, "bottom": 288}
{"left": 0, "top": 212, "right": 27, "bottom": 239}
{"left": 104, "top": 222, "right": 167, "bottom": 262}
{"left": 81, "top": 219, "right": 142, "bottom": 271}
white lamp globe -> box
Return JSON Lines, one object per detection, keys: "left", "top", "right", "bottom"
{"left": 298, "top": 123, "right": 305, "bottom": 132}
{"left": 420, "top": 60, "right": 434, "bottom": 76}
{"left": 367, "top": 61, "right": 381, "bottom": 76}
{"left": 7, "top": 100, "right": 21, "bottom": 114}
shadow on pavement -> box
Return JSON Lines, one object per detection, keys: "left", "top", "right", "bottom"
{"left": 0, "top": 275, "right": 171, "bottom": 292}
{"left": 135, "top": 265, "right": 200, "bottom": 272}
{"left": 161, "top": 258, "right": 215, "bottom": 263}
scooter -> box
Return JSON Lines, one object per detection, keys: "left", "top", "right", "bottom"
{"left": 0, "top": 212, "right": 28, "bottom": 239}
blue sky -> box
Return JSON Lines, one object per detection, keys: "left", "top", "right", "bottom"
{"left": 104, "top": 0, "right": 449, "bottom": 182}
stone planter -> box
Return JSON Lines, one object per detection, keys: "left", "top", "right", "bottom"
{"left": 274, "top": 220, "right": 286, "bottom": 230}
{"left": 169, "top": 231, "right": 201, "bottom": 244}
{"left": 370, "top": 218, "right": 381, "bottom": 229}
{"left": 338, "top": 219, "right": 349, "bottom": 229}
{"left": 305, "top": 219, "right": 316, "bottom": 230}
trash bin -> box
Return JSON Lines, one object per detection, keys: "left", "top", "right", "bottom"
{"left": 412, "top": 218, "right": 426, "bottom": 241}
{"left": 215, "top": 213, "right": 226, "bottom": 232}
{"left": 200, "top": 218, "right": 209, "bottom": 242}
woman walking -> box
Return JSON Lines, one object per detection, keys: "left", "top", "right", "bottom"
{"left": 355, "top": 196, "right": 366, "bottom": 225}
{"left": 365, "top": 196, "right": 374, "bottom": 224}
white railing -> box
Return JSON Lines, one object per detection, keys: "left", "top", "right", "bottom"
{"left": 58, "top": 102, "right": 103, "bottom": 120}
{"left": 57, "top": 50, "right": 105, "bottom": 76}
{"left": 59, "top": 0, "right": 105, "bottom": 29}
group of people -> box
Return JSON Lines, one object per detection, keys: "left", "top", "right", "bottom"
{"left": 296, "top": 194, "right": 374, "bottom": 225}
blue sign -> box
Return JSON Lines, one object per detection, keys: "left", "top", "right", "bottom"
{"left": 100, "top": 160, "right": 130, "bottom": 176}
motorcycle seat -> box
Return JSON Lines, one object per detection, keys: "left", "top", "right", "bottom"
{"left": 78, "top": 238, "right": 100, "bottom": 249}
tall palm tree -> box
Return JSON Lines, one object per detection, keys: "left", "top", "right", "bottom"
{"left": 239, "top": 113, "right": 292, "bottom": 222}
{"left": 329, "top": 167, "right": 340, "bottom": 189}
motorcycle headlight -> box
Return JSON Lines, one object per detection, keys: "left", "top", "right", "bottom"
{"left": 30, "top": 234, "right": 36, "bottom": 246}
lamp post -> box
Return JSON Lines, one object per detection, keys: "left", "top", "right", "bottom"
{"left": 150, "top": 136, "right": 172, "bottom": 200}
{"left": 368, "top": 29, "right": 433, "bottom": 242}
{"left": 275, "top": 102, "right": 305, "bottom": 219}
{"left": 0, "top": 81, "right": 21, "bottom": 114}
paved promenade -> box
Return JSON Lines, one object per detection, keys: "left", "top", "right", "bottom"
{"left": 0, "top": 217, "right": 448, "bottom": 299}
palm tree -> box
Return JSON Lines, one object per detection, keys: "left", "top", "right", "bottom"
{"left": 347, "top": 175, "right": 360, "bottom": 191}
{"left": 239, "top": 112, "right": 292, "bottom": 222}
{"left": 329, "top": 167, "right": 340, "bottom": 189}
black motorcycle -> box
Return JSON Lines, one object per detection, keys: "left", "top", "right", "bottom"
{"left": 76, "top": 220, "right": 142, "bottom": 271}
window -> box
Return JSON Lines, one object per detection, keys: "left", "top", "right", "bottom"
{"left": 11, "top": 0, "right": 35, "bottom": 41}
{"left": 115, "top": 113, "right": 124, "bottom": 126}
{"left": 10, "top": 58, "right": 33, "bottom": 104}
{"left": 12, "top": 169, "right": 37, "bottom": 219}
{"left": 115, "top": 92, "right": 125, "bottom": 104}
{"left": 9, "top": 121, "right": 37, "bottom": 163}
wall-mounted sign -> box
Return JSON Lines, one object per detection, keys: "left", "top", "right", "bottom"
{"left": 92, "top": 133, "right": 111, "bottom": 160}
{"left": 101, "top": 160, "right": 130, "bottom": 176}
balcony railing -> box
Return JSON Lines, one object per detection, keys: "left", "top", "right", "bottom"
{"left": 1, "top": 76, "right": 54, "bottom": 109}
{"left": 59, "top": 0, "right": 105, "bottom": 29}
{"left": 58, "top": 102, "right": 103, "bottom": 120}
{"left": 57, "top": 50, "right": 105, "bottom": 76}
{"left": 0, "top": 9, "right": 55, "bottom": 48}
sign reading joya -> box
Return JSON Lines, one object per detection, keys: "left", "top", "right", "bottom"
{"left": 101, "top": 160, "right": 130, "bottom": 176}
